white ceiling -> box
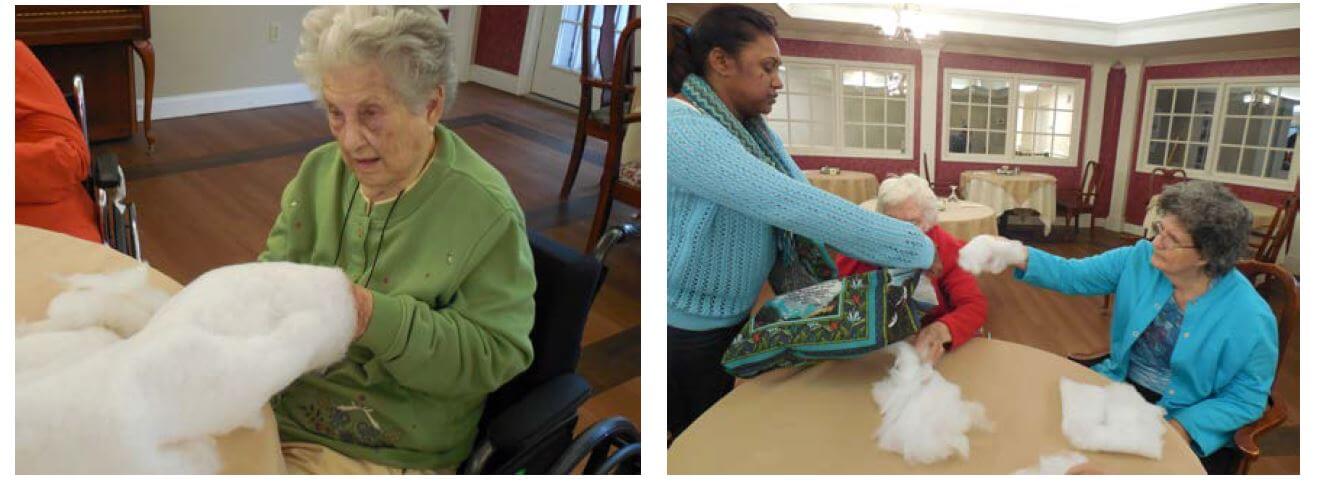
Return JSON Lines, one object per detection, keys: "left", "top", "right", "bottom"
{"left": 776, "top": 2, "right": 1300, "bottom": 47}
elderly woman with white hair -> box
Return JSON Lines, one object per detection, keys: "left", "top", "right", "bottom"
{"left": 959, "top": 180, "right": 1278, "bottom": 474}
{"left": 834, "top": 173, "right": 988, "bottom": 363}
{"left": 258, "top": 6, "right": 534, "bottom": 474}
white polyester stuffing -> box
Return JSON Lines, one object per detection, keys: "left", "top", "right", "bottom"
{"left": 1059, "top": 377, "right": 1167, "bottom": 459}
{"left": 957, "top": 235, "right": 1027, "bottom": 275}
{"left": 16, "top": 262, "right": 357, "bottom": 474}
{"left": 871, "top": 341, "right": 994, "bottom": 464}
{"left": 1014, "top": 450, "right": 1090, "bottom": 474}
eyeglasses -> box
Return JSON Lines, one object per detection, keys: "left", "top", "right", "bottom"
{"left": 1151, "top": 220, "right": 1197, "bottom": 250}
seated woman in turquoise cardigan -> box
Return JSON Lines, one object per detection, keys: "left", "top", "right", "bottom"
{"left": 959, "top": 181, "right": 1277, "bottom": 474}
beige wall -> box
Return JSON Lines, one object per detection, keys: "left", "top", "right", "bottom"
{"left": 134, "top": 5, "right": 314, "bottom": 98}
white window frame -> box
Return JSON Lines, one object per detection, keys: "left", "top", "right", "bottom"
{"left": 549, "top": 6, "right": 630, "bottom": 78}
{"left": 1136, "top": 75, "right": 1301, "bottom": 191}
{"left": 941, "top": 69, "right": 1085, "bottom": 168}
{"left": 771, "top": 56, "right": 915, "bottom": 160}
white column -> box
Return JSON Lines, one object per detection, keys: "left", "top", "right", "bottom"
{"left": 1106, "top": 57, "right": 1145, "bottom": 232}
{"left": 448, "top": 6, "right": 480, "bottom": 82}
{"left": 920, "top": 44, "right": 942, "bottom": 181}
{"left": 1082, "top": 61, "right": 1109, "bottom": 227}
{"left": 514, "top": 5, "right": 545, "bottom": 95}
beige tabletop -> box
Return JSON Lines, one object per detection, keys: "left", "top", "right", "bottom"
{"left": 860, "top": 198, "right": 999, "bottom": 243}
{"left": 959, "top": 171, "right": 1058, "bottom": 235}
{"left": 1141, "top": 198, "right": 1278, "bottom": 238}
{"left": 668, "top": 338, "right": 1204, "bottom": 474}
{"left": 805, "top": 169, "right": 880, "bottom": 204}
{"left": 16, "top": 225, "right": 284, "bottom": 474}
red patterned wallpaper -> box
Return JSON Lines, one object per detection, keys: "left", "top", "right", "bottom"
{"left": 473, "top": 5, "right": 529, "bottom": 76}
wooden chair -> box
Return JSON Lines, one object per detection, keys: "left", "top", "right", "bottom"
{"left": 560, "top": 5, "right": 638, "bottom": 201}
{"left": 1057, "top": 160, "right": 1103, "bottom": 237}
{"left": 584, "top": 16, "right": 641, "bottom": 252}
{"left": 1248, "top": 194, "right": 1298, "bottom": 264}
{"left": 921, "top": 153, "right": 956, "bottom": 198}
{"left": 1069, "top": 260, "right": 1298, "bottom": 474}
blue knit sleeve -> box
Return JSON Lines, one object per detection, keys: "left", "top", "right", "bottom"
{"left": 1013, "top": 241, "right": 1142, "bottom": 296}
{"left": 667, "top": 101, "right": 933, "bottom": 269}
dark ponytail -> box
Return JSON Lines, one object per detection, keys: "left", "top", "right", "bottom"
{"left": 668, "top": 5, "right": 778, "bottom": 93}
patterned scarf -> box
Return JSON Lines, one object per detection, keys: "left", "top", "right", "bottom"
{"left": 679, "top": 74, "right": 836, "bottom": 292}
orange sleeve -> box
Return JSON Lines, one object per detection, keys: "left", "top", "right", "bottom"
{"left": 15, "top": 40, "right": 91, "bottom": 205}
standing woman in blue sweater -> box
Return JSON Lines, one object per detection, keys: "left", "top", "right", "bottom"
{"left": 667, "top": 5, "right": 936, "bottom": 437}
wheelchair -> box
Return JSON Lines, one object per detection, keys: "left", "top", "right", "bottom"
{"left": 459, "top": 229, "right": 641, "bottom": 474}
{"left": 65, "top": 73, "right": 141, "bottom": 260}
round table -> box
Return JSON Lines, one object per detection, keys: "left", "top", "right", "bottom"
{"left": 959, "top": 171, "right": 1058, "bottom": 235}
{"left": 860, "top": 198, "right": 999, "bottom": 243}
{"left": 804, "top": 169, "right": 879, "bottom": 204}
{"left": 16, "top": 225, "right": 284, "bottom": 474}
{"left": 668, "top": 338, "right": 1204, "bottom": 474}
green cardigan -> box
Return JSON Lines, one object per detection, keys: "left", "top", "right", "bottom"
{"left": 259, "top": 124, "right": 536, "bottom": 470}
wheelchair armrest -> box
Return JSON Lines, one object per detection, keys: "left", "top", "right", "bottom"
{"left": 486, "top": 373, "right": 592, "bottom": 452}
{"left": 91, "top": 152, "right": 122, "bottom": 189}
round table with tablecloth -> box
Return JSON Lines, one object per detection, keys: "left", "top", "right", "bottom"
{"left": 960, "top": 170, "right": 1058, "bottom": 236}
{"left": 668, "top": 338, "right": 1204, "bottom": 474}
{"left": 16, "top": 224, "right": 285, "bottom": 474}
{"left": 860, "top": 197, "right": 999, "bottom": 243}
{"left": 804, "top": 169, "right": 879, "bottom": 204}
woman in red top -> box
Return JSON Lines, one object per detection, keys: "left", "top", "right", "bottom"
{"left": 835, "top": 173, "right": 988, "bottom": 363}
{"left": 15, "top": 40, "right": 100, "bottom": 243}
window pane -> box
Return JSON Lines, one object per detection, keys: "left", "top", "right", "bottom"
{"left": 866, "top": 126, "right": 885, "bottom": 149}
{"left": 1227, "top": 87, "right": 1252, "bottom": 115}
{"left": 1174, "top": 88, "right": 1196, "bottom": 113}
{"left": 990, "top": 107, "right": 1008, "bottom": 130}
{"left": 812, "top": 95, "right": 834, "bottom": 122}
{"left": 1264, "top": 150, "right": 1289, "bottom": 179}
{"left": 951, "top": 78, "right": 970, "bottom": 103}
{"left": 844, "top": 124, "right": 863, "bottom": 147}
{"left": 1056, "top": 85, "right": 1076, "bottom": 111}
{"left": 950, "top": 130, "right": 968, "bottom": 153}
{"left": 1250, "top": 88, "right": 1278, "bottom": 116}
{"left": 1190, "top": 117, "right": 1213, "bottom": 142}
{"left": 787, "top": 66, "right": 829, "bottom": 93}
{"left": 1031, "top": 110, "right": 1053, "bottom": 134}
{"left": 886, "top": 100, "right": 905, "bottom": 124}
{"left": 561, "top": 5, "right": 582, "bottom": 21}
{"left": 886, "top": 126, "right": 904, "bottom": 150}
{"left": 768, "top": 121, "right": 789, "bottom": 140}
{"left": 1053, "top": 110, "right": 1073, "bottom": 136}
{"left": 1240, "top": 147, "right": 1265, "bottom": 176}
{"left": 1019, "top": 83, "right": 1043, "bottom": 108}
{"left": 842, "top": 70, "right": 865, "bottom": 96}
{"left": 768, "top": 99, "right": 787, "bottom": 120}
{"left": 865, "top": 99, "right": 884, "bottom": 123}
{"left": 1276, "top": 88, "right": 1300, "bottom": 116}
{"left": 1221, "top": 117, "right": 1246, "bottom": 144}
{"left": 1169, "top": 116, "right": 1190, "bottom": 141}
{"left": 1147, "top": 141, "right": 1167, "bottom": 165}
{"left": 1188, "top": 144, "right": 1208, "bottom": 170}
{"left": 1272, "top": 120, "right": 1299, "bottom": 148}
{"left": 1244, "top": 119, "right": 1270, "bottom": 147}
{"left": 843, "top": 97, "right": 863, "bottom": 122}
{"left": 969, "top": 131, "right": 987, "bottom": 154}
{"left": 1217, "top": 147, "right": 1241, "bottom": 173}
{"left": 1167, "top": 142, "right": 1186, "bottom": 167}
{"left": 789, "top": 94, "right": 812, "bottom": 120}
{"left": 989, "top": 132, "right": 1006, "bottom": 154}
{"left": 990, "top": 80, "right": 1010, "bottom": 105}
{"left": 1034, "top": 84, "right": 1057, "bottom": 109}
{"left": 951, "top": 104, "right": 969, "bottom": 128}
{"left": 970, "top": 106, "right": 988, "bottom": 129}
{"left": 1152, "top": 116, "right": 1170, "bottom": 140}
{"left": 790, "top": 122, "right": 812, "bottom": 146}
{"left": 1194, "top": 88, "right": 1218, "bottom": 115}
{"left": 1154, "top": 89, "right": 1174, "bottom": 113}
{"left": 812, "top": 123, "right": 833, "bottom": 146}
{"left": 971, "top": 83, "right": 990, "bottom": 104}
{"left": 1051, "top": 136, "right": 1071, "bottom": 158}
{"left": 1034, "top": 134, "right": 1051, "bottom": 156}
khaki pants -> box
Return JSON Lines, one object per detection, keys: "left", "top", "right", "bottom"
{"left": 280, "top": 442, "right": 456, "bottom": 475}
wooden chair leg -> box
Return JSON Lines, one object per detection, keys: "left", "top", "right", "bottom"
{"left": 560, "top": 120, "right": 591, "bottom": 201}
{"left": 586, "top": 186, "right": 615, "bottom": 253}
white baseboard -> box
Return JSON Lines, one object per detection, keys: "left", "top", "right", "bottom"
{"left": 468, "top": 65, "right": 522, "bottom": 95}
{"left": 136, "top": 83, "right": 316, "bottom": 122}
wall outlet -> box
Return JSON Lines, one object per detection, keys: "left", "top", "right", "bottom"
{"left": 268, "top": 22, "right": 280, "bottom": 43}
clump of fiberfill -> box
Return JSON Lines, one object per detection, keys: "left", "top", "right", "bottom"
{"left": 871, "top": 341, "right": 994, "bottom": 465}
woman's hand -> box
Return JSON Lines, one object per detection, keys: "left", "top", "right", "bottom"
{"left": 958, "top": 235, "right": 1028, "bottom": 275}
{"left": 351, "top": 284, "right": 374, "bottom": 339}
{"left": 914, "top": 321, "right": 953, "bottom": 364}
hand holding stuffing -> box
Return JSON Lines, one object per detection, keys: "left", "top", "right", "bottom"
{"left": 957, "top": 235, "right": 1028, "bottom": 275}
{"left": 914, "top": 321, "right": 952, "bottom": 364}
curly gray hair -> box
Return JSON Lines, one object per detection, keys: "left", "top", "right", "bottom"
{"left": 1156, "top": 180, "right": 1252, "bottom": 278}
{"left": 295, "top": 5, "right": 456, "bottom": 113}
{"left": 878, "top": 173, "right": 939, "bottom": 228}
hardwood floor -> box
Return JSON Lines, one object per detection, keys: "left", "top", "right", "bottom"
{"left": 93, "top": 82, "right": 640, "bottom": 440}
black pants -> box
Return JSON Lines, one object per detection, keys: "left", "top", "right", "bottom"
{"left": 668, "top": 321, "right": 743, "bottom": 439}
{"left": 1128, "top": 379, "right": 1242, "bottom": 475}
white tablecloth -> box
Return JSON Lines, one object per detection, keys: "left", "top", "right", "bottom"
{"left": 960, "top": 171, "right": 1058, "bottom": 235}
